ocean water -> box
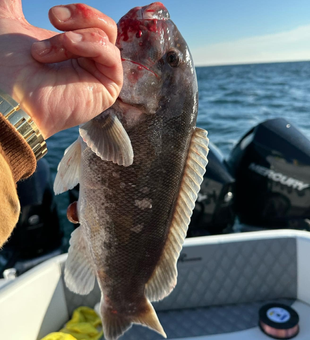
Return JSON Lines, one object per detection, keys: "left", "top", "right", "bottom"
{"left": 196, "top": 61, "right": 310, "bottom": 156}
{"left": 46, "top": 61, "right": 310, "bottom": 242}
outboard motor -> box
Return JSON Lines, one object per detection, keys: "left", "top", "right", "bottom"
{"left": 227, "top": 118, "right": 310, "bottom": 230}
{"left": 0, "top": 159, "right": 62, "bottom": 275}
{"left": 188, "top": 142, "right": 236, "bottom": 236}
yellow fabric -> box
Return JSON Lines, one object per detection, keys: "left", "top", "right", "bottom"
{"left": 41, "top": 307, "right": 103, "bottom": 340}
{"left": 41, "top": 333, "right": 76, "bottom": 340}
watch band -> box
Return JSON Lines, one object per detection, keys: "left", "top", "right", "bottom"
{"left": 0, "top": 89, "right": 47, "bottom": 160}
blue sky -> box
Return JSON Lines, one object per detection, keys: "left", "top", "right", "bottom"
{"left": 22, "top": 0, "right": 310, "bottom": 66}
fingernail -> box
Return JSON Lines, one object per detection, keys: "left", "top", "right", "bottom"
{"left": 32, "top": 40, "right": 51, "bottom": 56}
{"left": 52, "top": 6, "right": 71, "bottom": 22}
{"left": 66, "top": 31, "right": 83, "bottom": 43}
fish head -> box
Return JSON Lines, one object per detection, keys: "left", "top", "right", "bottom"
{"left": 117, "top": 2, "right": 198, "bottom": 123}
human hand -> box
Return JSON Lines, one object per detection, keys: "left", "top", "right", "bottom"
{"left": 0, "top": 1, "right": 123, "bottom": 139}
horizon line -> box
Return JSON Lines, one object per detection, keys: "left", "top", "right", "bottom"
{"left": 195, "top": 59, "right": 310, "bottom": 68}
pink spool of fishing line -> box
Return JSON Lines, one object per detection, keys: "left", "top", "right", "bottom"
{"left": 259, "top": 303, "right": 299, "bottom": 339}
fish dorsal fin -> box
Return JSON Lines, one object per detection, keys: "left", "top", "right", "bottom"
{"left": 79, "top": 112, "right": 134, "bottom": 167}
{"left": 145, "top": 128, "right": 209, "bottom": 302}
{"left": 54, "top": 138, "right": 81, "bottom": 195}
{"left": 64, "top": 226, "right": 96, "bottom": 295}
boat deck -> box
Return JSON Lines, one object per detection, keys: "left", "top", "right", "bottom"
{"left": 121, "top": 300, "right": 309, "bottom": 339}
{"left": 0, "top": 230, "right": 310, "bottom": 340}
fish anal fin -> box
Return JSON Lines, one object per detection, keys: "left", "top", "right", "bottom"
{"left": 64, "top": 226, "right": 96, "bottom": 295}
{"left": 145, "top": 127, "right": 209, "bottom": 302}
{"left": 101, "top": 298, "right": 166, "bottom": 340}
{"left": 54, "top": 138, "right": 81, "bottom": 195}
{"left": 79, "top": 112, "right": 134, "bottom": 166}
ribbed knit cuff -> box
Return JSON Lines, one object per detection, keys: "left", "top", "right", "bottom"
{"left": 0, "top": 114, "right": 36, "bottom": 182}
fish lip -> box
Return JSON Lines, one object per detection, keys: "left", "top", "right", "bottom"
{"left": 117, "top": 97, "right": 146, "bottom": 113}
{"left": 121, "top": 58, "right": 159, "bottom": 78}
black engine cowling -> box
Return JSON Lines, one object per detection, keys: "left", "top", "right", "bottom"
{"left": 188, "top": 142, "right": 236, "bottom": 236}
{"left": 227, "top": 118, "right": 310, "bottom": 230}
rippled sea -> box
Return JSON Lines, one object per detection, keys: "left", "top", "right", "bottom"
{"left": 46, "top": 61, "right": 310, "bottom": 242}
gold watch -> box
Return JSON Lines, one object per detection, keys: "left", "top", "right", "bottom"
{"left": 0, "top": 89, "right": 47, "bottom": 160}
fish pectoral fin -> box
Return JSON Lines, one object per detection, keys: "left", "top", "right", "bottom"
{"left": 54, "top": 138, "right": 81, "bottom": 195}
{"left": 101, "top": 298, "right": 166, "bottom": 340}
{"left": 145, "top": 127, "right": 209, "bottom": 302}
{"left": 64, "top": 226, "right": 96, "bottom": 295}
{"left": 79, "top": 112, "right": 134, "bottom": 167}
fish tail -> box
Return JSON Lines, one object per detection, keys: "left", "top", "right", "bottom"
{"left": 101, "top": 309, "right": 131, "bottom": 340}
{"left": 101, "top": 297, "right": 166, "bottom": 340}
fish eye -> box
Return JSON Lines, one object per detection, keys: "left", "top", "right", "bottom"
{"left": 166, "top": 49, "right": 181, "bottom": 67}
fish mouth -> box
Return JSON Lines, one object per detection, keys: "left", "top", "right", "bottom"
{"left": 121, "top": 58, "right": 159, "bottom": 78}
{"left": 115, "top": 98, "right": 147, "bottom": 127}
{"left": 116, "top": 97, "right": 146, "bottom": 113}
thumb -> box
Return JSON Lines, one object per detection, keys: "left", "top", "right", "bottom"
{"left": 0, "top": 0, "right": 24, "bottom": 20}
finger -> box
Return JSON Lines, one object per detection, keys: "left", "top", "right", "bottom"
{"left": 49, "top": 3, "right": 117, "bottom": 44}
{"left": 32, "top": 28, "right": 120, "bottom": 68}
{"left": 31, "top": 28, "right": 123, "bottom": 88}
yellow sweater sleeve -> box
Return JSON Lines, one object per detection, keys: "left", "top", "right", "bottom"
{"left": 0, "top": 151, "right": 20, "bottom": 246}
{"left": 0, "top": 114, "right": 36, "bottom": 246}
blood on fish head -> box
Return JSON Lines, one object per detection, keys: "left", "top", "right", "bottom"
{"left": 116, "top": 2, "right": 197, "bottom": 121}
{"left": 117, "top": 2, "right": 169, "bottom": 46}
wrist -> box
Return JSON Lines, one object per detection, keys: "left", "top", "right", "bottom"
{"left": 0, "top": 114, "right": 36, "bottom": 181}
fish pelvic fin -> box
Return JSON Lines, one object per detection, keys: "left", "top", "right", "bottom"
{"left": 64, "top": 226, "right": 96, "bottom": 295}
{"left": 54, "top": 138, "right": 81, "bottom": 195}
{"left": 101, "top": 298, "right": 166, "bottom": 340}
{"left": 79, "top": 111, "right": 134, "bottom": 166}
{"left": 145, "top": 128, "right": 209, "bottom": 302}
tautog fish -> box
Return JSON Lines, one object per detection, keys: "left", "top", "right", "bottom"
{"left": 54, "top": 2, "right": 209, "bottom": 340}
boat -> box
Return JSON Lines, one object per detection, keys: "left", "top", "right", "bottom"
{"left": 0, "top": 158, "right": 63, "bottom": 278}
{"left": 227, "top": 117, "right": 310, "bottom": 232}
{"left": 187, "top": 117, "right": 310, "bottom": 236}
{"left": 0, "top": 229, "right": 309, "bottom": 339}
{"left": 1, "top": 117, "right": 310, "bottom": 339}
{"left": 2, "top": 117, "right": 310, "bottom": 276}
